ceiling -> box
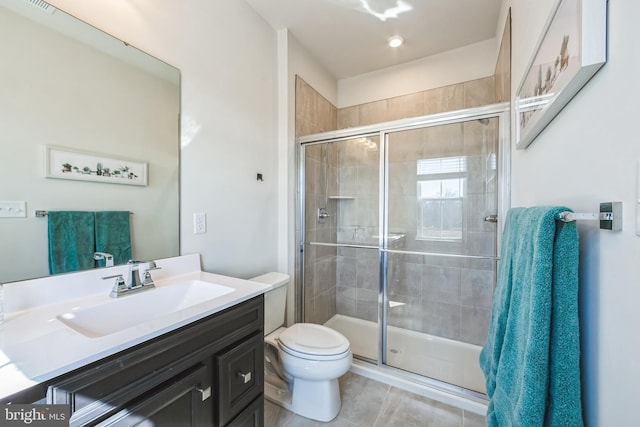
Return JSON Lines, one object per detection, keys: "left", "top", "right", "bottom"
{"left": 245, "top": 0, "right": 503, "bottom": 80}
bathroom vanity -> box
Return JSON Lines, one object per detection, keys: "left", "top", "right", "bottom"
{"left": 0, "top": 254, "right": 270, "bottom": 426}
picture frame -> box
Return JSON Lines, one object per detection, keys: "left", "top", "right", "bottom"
{"left": 45, "top": 145, "right": 148, "bottom": 186}
{"left": 515, "top": 0, "right": 607, "bottom": 150}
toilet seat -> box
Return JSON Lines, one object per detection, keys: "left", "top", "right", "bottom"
{"left": 278, "top": 323, "right": 350, "bottom": 360}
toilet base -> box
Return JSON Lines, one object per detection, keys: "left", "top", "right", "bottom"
{"left": 264, "top": 374, "right": 342, "bottom": 422}
{"left": 265, "top": 379, "right": 293, "bottom": 409}
{"left": 291, "top": 377, "right": 341, "bottom": 422}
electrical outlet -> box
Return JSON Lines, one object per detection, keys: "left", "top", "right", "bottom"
{"left": 193, "top": 212, "right": 206, "bottom": 234}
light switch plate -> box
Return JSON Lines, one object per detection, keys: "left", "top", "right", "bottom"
{"left": 0, "top": 201, "right": 26, "bottom": 218}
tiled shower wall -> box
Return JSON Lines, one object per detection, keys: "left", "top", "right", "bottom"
{"left": 295, "top": 77, "right": 337, "bottom": 137}
{"left": 336, "top": 76, "right": 496, "bottom": 129}
{"left": 297, "top": 18, "right": 511, "bottom": 335}
{"left": 296, "top": 76, "right": 340, "bottom": 324}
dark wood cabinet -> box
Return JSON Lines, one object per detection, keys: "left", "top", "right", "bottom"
{"left": 97, "top": 362, "right": 213, "bottom": 426}
{"left": 42, "top": 296, "right": 264, "bottom": 426}
{"left": 216, "top": 333, "right": 263, "bottom": 426}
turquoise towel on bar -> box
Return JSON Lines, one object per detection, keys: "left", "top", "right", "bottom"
{"left": 94, "top": 211, "right": 131, "bottom": 266}
{"left": 48, "top": 211, "right": 96, "bottom": 275}
{"left": 479, "top": 206, "right": 583, "bottom": 427}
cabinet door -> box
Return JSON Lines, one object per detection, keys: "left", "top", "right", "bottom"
{"left": 97, "top": 363, "right": 212, "bottom": 427}
{"left": 216, "top": 333, "right": 263, "bottom": 426}
{"left": 226, "top": 396, "right": 263, "bottom": 427}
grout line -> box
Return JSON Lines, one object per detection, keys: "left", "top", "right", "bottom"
{"left": 371, "top": 385, "right": 393, "bottom": 427}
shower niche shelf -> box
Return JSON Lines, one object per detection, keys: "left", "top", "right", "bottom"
{"left": 327, "top": 196, "right": 355, "bottom": 200}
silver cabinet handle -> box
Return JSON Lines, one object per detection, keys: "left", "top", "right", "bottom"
{"left": 196, "top": 386, "right": 211, "bottom": 401}
{"left": 237, "top": 371, "right": 252, "bottom": 384}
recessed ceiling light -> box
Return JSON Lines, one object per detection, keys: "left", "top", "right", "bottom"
{"left": 388, "top": 36, "right": 404, "bottom": 48}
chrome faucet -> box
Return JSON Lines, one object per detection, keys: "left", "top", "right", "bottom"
{"left": 127, "top": 260, "right": 144, "bottom": 288}
{"left": 101, "top": 260, "right": 161, "bottom": 298}
{"left": 94, "top": 252, "right": 114, "bottom": 267}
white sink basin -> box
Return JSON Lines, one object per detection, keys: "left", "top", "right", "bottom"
{"left": 57, "top": 279, "right": 234, "bottom": 338}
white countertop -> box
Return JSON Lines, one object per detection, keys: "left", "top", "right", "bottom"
{"left": 0, "top": 254, "right": 272, "bottom": 401}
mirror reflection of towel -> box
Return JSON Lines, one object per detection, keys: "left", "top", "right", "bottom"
{"left": 48, "top": 211, "right": 95, "bottom": 275}
{"left": 94, "top": 211, "right": 131, "bottom": 267}
{"left": 47, "top": 210, "right": 132, "bottom": 273}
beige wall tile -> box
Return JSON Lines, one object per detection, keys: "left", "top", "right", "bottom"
{"left": 423, "top": 122, "right": 464, "bottom": 158}
{"left": 494, "top": 12, "right": 511, "bottom": 103}
{"left": 316, "top": 96, "right": 334, "bottom": 133}
{"left": 295, "top": 75, "right": 338, "bottom": 137}
{"left": 338, "top": 106, "right": 360, "bottom": 129}
{"left": 388, "top": 92, "right": 426, "bottom": 121}
{"left": 425, "top": 84, "right": 464, "bottom": 115}
{"left": 463, "top": 77, "right": 496, "bottom": 108}
{"left": 359, "top": 100, "right": 388, "bottom": 126}
{"left": 463, "top": 118, "right": 498, "bottom": 156}
{"left": 388, "top": 128, "right": 426, "bottom": 163}
{"left": 295, "top": 115, "right": 314, "bottom": 137}
{"left": 296, "top": 77, "right": 317, "bottom": 123}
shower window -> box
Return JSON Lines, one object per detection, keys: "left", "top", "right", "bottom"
{"left": 416, "top": 156, "right": 467, "bottom": 241}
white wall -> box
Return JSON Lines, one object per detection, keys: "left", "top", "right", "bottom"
{"left": 45, "top": 0, "right": 280, "bottom": 279}
{"left": 506, "top": 0, "right": 640, "bottom": 425}
{"left": 337, "top": 38, "right": 498, "bottom": 108}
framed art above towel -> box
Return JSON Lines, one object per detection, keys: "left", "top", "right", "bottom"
{"left": 515, "top": 0, "right": 607, "bottom": 150}
{"left": 45, "top": 145, "right": 148, "bottom": 186}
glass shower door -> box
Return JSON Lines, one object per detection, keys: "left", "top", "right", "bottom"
{"left": 383, "top": 117, "right": 499, "bottom": 393}
{"left": 302, "top": 136, "right": 381, "bottom": 363}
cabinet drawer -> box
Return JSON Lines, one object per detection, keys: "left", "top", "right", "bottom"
{"left": 216, "top": 332, "right": 263, "bottom": 426}
{"left": 96, "top": 362, "right": 213, "bottom": 427}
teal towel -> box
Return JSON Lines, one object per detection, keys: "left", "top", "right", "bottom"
{"left": 94, "top": 211, "right": 131, "bottom": 266}
{"left": 48, "top": 211, "right": 96, "bottom": 275}
{"left": 479, "top": 206, "right": 583, "bottom": 427}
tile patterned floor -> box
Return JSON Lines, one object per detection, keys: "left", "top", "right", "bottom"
{"left": 264, "top": 372, "right": 486, "bottom": 427}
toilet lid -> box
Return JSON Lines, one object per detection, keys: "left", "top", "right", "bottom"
{"left": 278, "top": 323, "right": 350, "bottom": 357}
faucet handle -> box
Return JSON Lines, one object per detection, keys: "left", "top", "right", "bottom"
{"left": 101, "top": 274, "right": 125, "bottom": 281}
{"left": 140, "top": 261, "right": 161, "bottom": 286}
{"left": 102, "top": 274, "right": 127, "bottom": 298}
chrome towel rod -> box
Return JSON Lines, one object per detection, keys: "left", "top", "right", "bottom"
{"left": 556, "top": 212, "right": 612, "bottom": 222}
{"left": 556, "top": 201, "right": 622, "bottom": 231}
{"left": 36, "top": 210, "right": 133, "bottom": 217}
{"left": 484, "top": 202, "right": 623, "bottom": 231}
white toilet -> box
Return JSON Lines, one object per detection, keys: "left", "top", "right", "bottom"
{"left": 250, "top": 272, "right": 352, "bottom": 422}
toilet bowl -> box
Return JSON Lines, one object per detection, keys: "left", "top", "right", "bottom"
{"left": 251, "top": 273, "right": 352, "bottom": 422}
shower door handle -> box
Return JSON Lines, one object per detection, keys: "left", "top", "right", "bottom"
{"left": 483, "top": 214, "right": 498, "bottom": 223}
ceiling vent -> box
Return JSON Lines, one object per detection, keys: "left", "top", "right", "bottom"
{"left": 23, "top": 0, "right": 57, "bottom": 15}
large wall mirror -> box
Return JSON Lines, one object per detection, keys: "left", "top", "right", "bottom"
{"left": 0, "top": 0, "right": 180, "bottom": 283}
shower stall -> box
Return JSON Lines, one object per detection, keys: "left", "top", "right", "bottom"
{"left": 296, "top": 103, "right": 510, "bottom": 404}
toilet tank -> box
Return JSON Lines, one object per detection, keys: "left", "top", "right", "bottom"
{"left": 250, "top": 272, "right": 290, "bottom": 335}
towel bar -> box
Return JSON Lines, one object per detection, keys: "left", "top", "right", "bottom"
{"left": 555, "top": 202, "right": 622, "bottom": 231}
{"left": 556, "top": 212, "right": 612, "bottom": 222}
{"left": 36, "top": 210, "right": 133, "bottom": 217}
